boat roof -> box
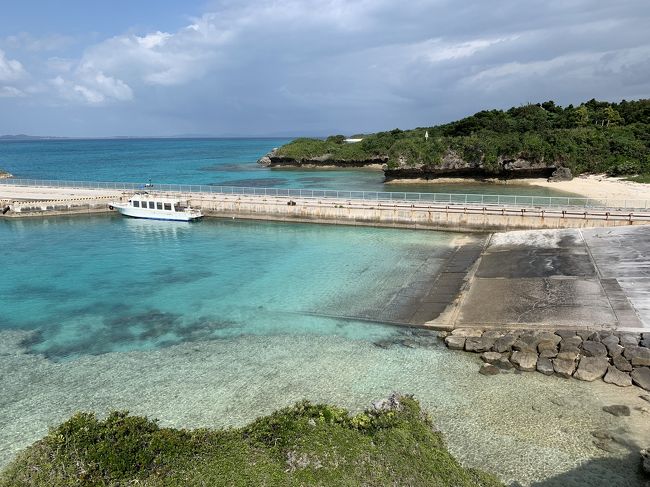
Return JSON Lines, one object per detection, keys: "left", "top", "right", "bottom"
{"left": 129, "top": 194, "right": 186, "bottom": 204}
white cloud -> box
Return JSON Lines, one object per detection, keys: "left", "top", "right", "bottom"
{"left": 0, "top": 49, "right": 26, "bottom": 82}
{"left": 49, "top": 70, "right": 133, "bottom": 105}
{"left": 0, "top": 86, "right": 25, "bottom": 98}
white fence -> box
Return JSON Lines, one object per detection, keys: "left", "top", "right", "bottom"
{"left": 1, "top": 177, "right": 648, "bottom": 210}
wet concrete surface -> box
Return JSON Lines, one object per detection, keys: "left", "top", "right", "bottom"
{"left": 456, "top": 225, "right": 650, "bottom": 331}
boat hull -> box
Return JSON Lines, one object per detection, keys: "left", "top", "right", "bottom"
{"left": 112, "top": 204, "right": 202, "bottom": 222}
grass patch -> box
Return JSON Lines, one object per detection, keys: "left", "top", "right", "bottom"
{"left": 0, "top": 395, "right": 503, "bottom": 487}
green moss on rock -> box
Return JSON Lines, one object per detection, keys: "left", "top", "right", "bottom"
{"left": 0, "top": 395, "right": 503, "bottom": 487}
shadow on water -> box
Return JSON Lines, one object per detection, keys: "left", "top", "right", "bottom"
{"left": 524, "top": 451, "right": 647, "bottom": 487}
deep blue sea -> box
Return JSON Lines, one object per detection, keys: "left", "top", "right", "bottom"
{"left": 0, "top": 138, "right": 571, "bottom": 195}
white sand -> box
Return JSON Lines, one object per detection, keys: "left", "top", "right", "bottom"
{"left": 516, "top": 174, "right": 650, "bottom": 203}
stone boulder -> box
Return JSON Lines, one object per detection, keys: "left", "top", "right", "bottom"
{"left": 556, "top": 350, "right": 580, "bottom": 362}
{"left": 632, "top": 367, "right": 650, "bottom": 391}
{"left": 537, "top": 357, "right": 555, "bottom": 376}
{"left": 444, "top": 336, "right": 465, "bottom": 350}
{"left": 548, "top": 167, "right": 573, "bottom": 182}
{"left": 560, "top": 335, "right": 582, "bottom": 352}
{"left": 574, "top": 356, "right": 609, "bottom": 382}
{"left": 581, "top": 341, "right": 608, "bottom": 357}
{"left": 619, "top": 333, "right": 640, "bottom": 348}
{"left": 613, "top": 354, "right": 633, "bottom": 372}
{"left": 511, "top": 351, "right": 538, "bottom": 372}
{"left": 601, "top": 334, "right": 620, "bottom": 348}
{"left": 553, "top": 358, "right": 577, "bottom": 378}
{"left": 602, "top": 405, "right": 630, "bottom": 417}
{"left": 480, "top": 351, "right": 502, "bottom": 364}
{"left": 465, "top": 336, "right": 496, "bottom": 353}
{"left": 495, "top": 355, "right": 514, "bottom": 370}
{"left": 493, "top": 334, "right": 517, "bottom": 353}
{"left": 479, "top": 363, "right": 500, "bottom": 376}
{"left": 512, "top": 335, "right": 539, "bottom": 353}
{"left": 603, "top": 365, "right": 632, "bottom": 387}
{"left": 624, "top": 346, "right": 650, "bottom": 367}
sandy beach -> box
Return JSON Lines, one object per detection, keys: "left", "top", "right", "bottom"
{"left": 519, "top": 174, "right": 650, "bottom": 203}
{"left": 389, "top": 174, "right": 650, "bottom": 204}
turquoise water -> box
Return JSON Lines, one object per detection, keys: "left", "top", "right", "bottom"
{"left": 0, "top": 138, "right": 573, "bottom": 195}
{"left": 1, "top": 215, "right": 648, "bottom": 486}
{"left": 0, "top": 215, "right": 456, "bottom": 360}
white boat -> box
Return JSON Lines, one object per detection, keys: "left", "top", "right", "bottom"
{"left": 110, "top": 193, "right": 202, "bottom": 222}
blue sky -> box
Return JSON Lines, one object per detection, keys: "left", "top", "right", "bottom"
{"left": 0, "top": 0, "right": 649, "bottom": 136}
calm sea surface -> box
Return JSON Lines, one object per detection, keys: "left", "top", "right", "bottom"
{"left": 1, "top": 139, "right": 640, "bottom": 486}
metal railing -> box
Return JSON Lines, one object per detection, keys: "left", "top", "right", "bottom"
{"left": 1, "top": 177, "right": 648, "bottom": 210}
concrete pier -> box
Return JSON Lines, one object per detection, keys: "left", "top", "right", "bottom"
{"left": 2, "top": 183, "right": 649, "bottom": 232}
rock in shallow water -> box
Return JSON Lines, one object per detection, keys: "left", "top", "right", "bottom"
{"left": 444, "top": 336, "right": 465, "bottom": 350}
{"left": 510, "top": 351, "right": 538, "bottom": 371}
{"left": 465, "top": 336, "right": 495, "bottom": 353}
{"left": 574, "top": 356, "right": 609, "bottom": 382}
{"left": 479, "top": 363, "right": 500, "bottom": 376}
{"left": 602, "top": 405, "right": 631, "bottom": 417}
{"left": 536, "top": 357, "right": 554, "bottom": 376}
{"left": 603, "top": 365, "right": 632, "bottom": 387}
{"left": 631, "top": 367, "right": 650, "bottom": 391}
{"left": 553, "top": 358, "right": 577, "bottom": 378}
{"left": 480, "top": 351, "right": 502, "bottom": 364}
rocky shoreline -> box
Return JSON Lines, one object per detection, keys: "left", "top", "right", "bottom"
{"left": 258, "top": 148, "right": 573, "bottom": 182}
{"left": 0, "top": 170, "right": 12, "bottom": 179}
{"left": 441, "top": 328, "right": 650, "bottom": 391}
{"left": 258, "top": 149, "right": 386, "bottom": 168}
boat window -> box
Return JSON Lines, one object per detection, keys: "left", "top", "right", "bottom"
{"left": 141, "top": 201, "right": 147, "bottom": 208}
{"left": 156, "top": 202, "right": 163, "bottom": 210}
{"left": 148, "top": 201, "right": 155, "bottom": 209}
{"left": 164, "top": 203, "right": 172, "bottom": 211}
{"left": 132, "top": 201, "right": 139, "bottom": 207}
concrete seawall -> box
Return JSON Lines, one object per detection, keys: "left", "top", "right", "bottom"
{"left": 188, "top": 193, "right": 650, "bottom": 232}
{"left": 1, "top": 184, "right": 650, "bottom": 231}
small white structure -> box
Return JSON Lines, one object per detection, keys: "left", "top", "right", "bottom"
{"left": 110, "top": 193, "right": 202, "bottom": 222}
{"left": 344, "top": 138, "right": 363, "bottom": 143}
{"left": 425, "top": 130, "right": 429, "bottom": 141}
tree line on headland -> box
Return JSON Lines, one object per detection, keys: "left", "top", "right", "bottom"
{"left": 271, "top": 99, "right": 650, "bottom": 181}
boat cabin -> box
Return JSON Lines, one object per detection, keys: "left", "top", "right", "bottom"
{"left": 128, "top": 196, "right": 187, "bottom": 212}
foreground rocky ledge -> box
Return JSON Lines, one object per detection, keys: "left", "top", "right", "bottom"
{"left": 443, "top": 328, "right": 650, "bottom": 391}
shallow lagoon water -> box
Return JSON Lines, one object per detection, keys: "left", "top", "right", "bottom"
{"left": 1, "top": 215, "right": 649, "bottom": 486}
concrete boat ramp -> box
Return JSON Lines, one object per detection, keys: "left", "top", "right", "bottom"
{"left": 432, "top": 225, "right": 650, "bottom": 333}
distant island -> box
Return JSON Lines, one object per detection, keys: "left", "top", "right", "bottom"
{"left": 259, "top": 99, "right": 650, "bottom": 183}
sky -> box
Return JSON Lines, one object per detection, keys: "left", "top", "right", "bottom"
{"left": 0, "top": 0, "right": 648, "bottom": 137}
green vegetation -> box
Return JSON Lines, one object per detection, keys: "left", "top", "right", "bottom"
{"left": 275, "top": 99, "right": 650, "bottom": 176}
{"left": 0, "top": 396, "right": 502, "bottom": 487}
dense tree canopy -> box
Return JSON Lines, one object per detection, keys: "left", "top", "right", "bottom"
{"left": 275, "top": 99, "right": 650, "bottom": 176}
